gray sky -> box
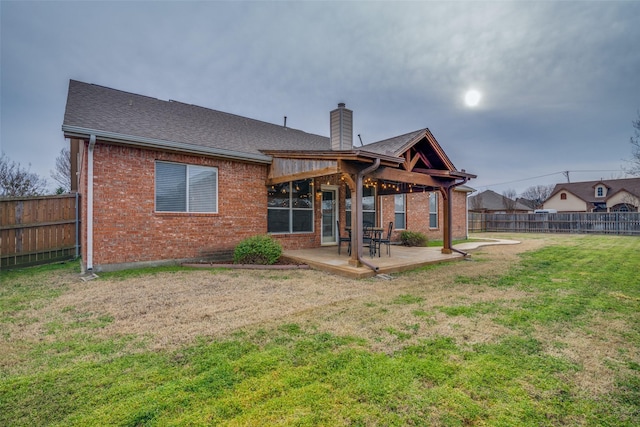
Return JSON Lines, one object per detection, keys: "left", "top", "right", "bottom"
{"left": 2, "top": 0, "right": 639, "bottom": 195}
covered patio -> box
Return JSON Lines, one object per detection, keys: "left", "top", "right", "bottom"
{"left": 266, "top": 127, "right": 476, "bottom": 275}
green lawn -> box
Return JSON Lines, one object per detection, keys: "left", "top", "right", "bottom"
{"left": 1, "top": 234, "right": 639, "bottom": 426}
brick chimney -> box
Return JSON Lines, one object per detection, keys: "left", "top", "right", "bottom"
{"left": 330, "top": 103, "right": 353, "bottom": 151}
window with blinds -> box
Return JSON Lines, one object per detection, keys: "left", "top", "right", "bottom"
{"left": 155, "top": 162, "right": 218, "bottom": 213}
{"left": 429, "top": 192, "right": 438, "bottom": 228}
{"left": 394, "top": 194, "right": 406, "bottom": 229}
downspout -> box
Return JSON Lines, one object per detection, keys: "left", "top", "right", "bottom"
{"left": 356, "top": 158, "right": 381, "bottom": 272}
{"left": 86, "top": 135, "right": 96, "bottom": 271}
{"left": 443, "top": 176, "right": 470, "bottom": 257}
{"left": 74, "top": 192, "right": 79, "bottom": 259}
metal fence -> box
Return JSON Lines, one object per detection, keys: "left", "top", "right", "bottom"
{"left": 469, "top": 212, "right": 640, "bottom": 235}
{"left": 1, "top": 194, "right": 80, "bottom": 268}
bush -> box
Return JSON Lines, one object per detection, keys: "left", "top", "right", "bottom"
{"left": 233, "top": 235, "right": 282, "bottom": 265}
{"left": 400, "top": 231, "right": 428, "bottom": 247}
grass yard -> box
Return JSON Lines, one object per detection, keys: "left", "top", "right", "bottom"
{"left": 1, "top": 234, "right": 639, "bottom": 426}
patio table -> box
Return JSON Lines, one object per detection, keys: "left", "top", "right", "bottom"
{"left": 347, "top": 226, "right": 384, "bottom": 257}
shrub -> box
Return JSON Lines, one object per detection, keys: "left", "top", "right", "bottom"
{"left": 400, "top": 230, "right": 428, "bottom": 247}
{"left": 233, "top": 235, "right": 282, "bottom": 265}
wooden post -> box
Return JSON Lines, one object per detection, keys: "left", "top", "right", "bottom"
{"left": 441, "top": 186, "right": 453, "bottom": 254}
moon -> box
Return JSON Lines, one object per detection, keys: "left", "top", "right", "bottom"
{"left": 464, "top": 90, "right": 482, "bottom": 107}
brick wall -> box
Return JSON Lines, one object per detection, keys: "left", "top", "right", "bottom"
{"left": 76, "top": 139, "right": 469, "bottom": 270}
{"left": 79, "top": 141, "right": 270, "bottom": 270}
{"left": 380, "top": 190, "right": 468, "bottom": 242}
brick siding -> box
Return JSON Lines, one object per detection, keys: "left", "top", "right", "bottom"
{"left": 77, "top": 140, "right": 469, "bottom": 271}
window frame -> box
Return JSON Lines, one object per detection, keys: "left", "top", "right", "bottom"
{"left": 429, "top": 192, "right": 438, "bottom": 229}
{"left": 345, "top": 185, "right": 377, "bottom": 227}
{"left": 267, "top": 179, "right": 314, "bottom": 234}
{"left": 394, "top": 194, "right": 406, "bottom": 230}
{"left": 155, "top": 161, "right": 218, "bottom": 214}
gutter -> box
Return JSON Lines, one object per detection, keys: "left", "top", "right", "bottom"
{"left": 62, "top": 125, "right": 273, "bottom": 164}
{"left": 443, "top": 174, "right": 472, "bottom": 257}
{"left": 86, "top": 134, "right": 96, "bottom": 271}
{"left": 355, "top": 158, "right": 381, "bottom": 273}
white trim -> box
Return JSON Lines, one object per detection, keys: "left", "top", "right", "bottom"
{"left": 320, "top": 185, "right": 340, "bottom": 245}
{"left": 86, "top": 135, "right": 96, "bottom": 271}
{"left": 62, "top": 125, "right": 272, "bottom": 164}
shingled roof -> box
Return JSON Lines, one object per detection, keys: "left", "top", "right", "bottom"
{"left": 62, "top": 80, "right": 331, "bottom": 162}
{"left": 549, "top": 178, "right": 640, "bottom": 202}
{"left": 62, "top": 80, "right": 462, "bottom": 169}
{"left": 361, "top": 128, "right": 457, "bottom": 171}
{"left": 469, "top": 189, "right": 532, "bottom": 212}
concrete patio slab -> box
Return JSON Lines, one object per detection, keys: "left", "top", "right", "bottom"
{"left": 281, "top": 238, "right": 520, "bottom": 279}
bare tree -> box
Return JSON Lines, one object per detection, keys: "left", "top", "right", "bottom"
{"left": 625, "top": 111, "right": 640, "bottom": 176}
{"left": 619, "top": 192, "right": 640, "bottom": 212}
{"left": 0, "top": 153, "right": 48, "bottom": 197}
{"left": 50, "top": 147, "right": 71, "bottom": 193}
{"left": 502, "top": 189, "right": 517, "bottom": 212}
{"left": 520, "top": 184, "right": 555, "bottom": 209}
{"left": 470, "top": 193, "right": 484, "bottom": 211}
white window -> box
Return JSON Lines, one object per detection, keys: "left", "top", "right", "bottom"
{"left": 155, "top": 162, "right": 218, "bottom": 213}
{"left": 345, "top": 185, "right": 376, "bottom": 226}
{"left": 268, "top": 179, "right": 313, "bottom": 233}
{"left": 394, "top": 194, "right": 406, "bottom": 229}
{"left": 429, "top": 192, "right": 438, "bottom": 228}
{"left": 596, "top": 186, "right": 605, "bottom": 197}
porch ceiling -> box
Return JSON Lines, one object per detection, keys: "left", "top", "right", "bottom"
{"left": 263, "top": 150, "right": 402, "bottom": 185}
{"left": 263, "top": 150, "right": 474, "bottom": 188}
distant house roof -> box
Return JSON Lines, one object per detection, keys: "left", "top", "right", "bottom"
{"left": 548, "top": 178, "right": 640, "bottom": 203}
{"left": 62, "top": 80, "right": 459, "bottom": 170}
{"left": 469, "top": 189, "right": 531, "bottom": 212}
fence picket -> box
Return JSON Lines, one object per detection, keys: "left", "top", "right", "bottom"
{"left": 469, "top": 212, "right": 640, "bottom": 235}
{"left": 1, "top": 194, "right": 80, "bottom": 268}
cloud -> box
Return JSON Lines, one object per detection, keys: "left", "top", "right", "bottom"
{"left": 1, "top": 1, "right": 639, "bottom": 194}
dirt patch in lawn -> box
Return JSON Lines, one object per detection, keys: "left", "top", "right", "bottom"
{"left": 10, "top": 235, "right": 546, "bottom": 352}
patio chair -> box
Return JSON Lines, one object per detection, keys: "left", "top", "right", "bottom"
{"left": 337, "top": 221, "right": 351, "bottom": 255}
{"left": 363, "top": 223, "right": 375, "bottom": 257}
{"left": 377, "top": 222, "right": 393, "bottom": 257}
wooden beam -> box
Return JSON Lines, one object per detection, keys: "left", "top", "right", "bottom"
{"left": 266, "top": 166, "right": 338, "bottom": 185}
{"left": 341, "top": 172, "right": 355, "bottom": 189}
{"left": 267, "top": 158, "right": 339, "bottom": 184}
{"left": 367, "top": 167, "right": 448, "bottom": 188}
{"left": 416, "top": 150, "right": 434, "bottom": 169}
{"left": 403, "top": 150, "right": 421, "bottom": 171}
{"left": 336, "top": 160, "right": 362, "bottom": 176}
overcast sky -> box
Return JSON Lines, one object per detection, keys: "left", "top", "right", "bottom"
{"left": 2, "top": 1, "right": 639, "bottom": 195}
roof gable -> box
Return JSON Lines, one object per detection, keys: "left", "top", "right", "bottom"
{"left": 362, "top": 128, "right": 457, "bottom": 172}
{"left": 549, "top": 178, "right": 640, "bottom": 202}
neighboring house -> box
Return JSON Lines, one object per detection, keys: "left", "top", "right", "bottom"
{"left": 62, "top": 80, "right": 476, "bottom": 272}
{"left": 516, "top": 197, "right": 538, "bottom": 210}
{"left": 468, "top": 189, "right": 532, "bottom": 213}
{"left": 543, "top": 178, "right": 640, "bottom": 212}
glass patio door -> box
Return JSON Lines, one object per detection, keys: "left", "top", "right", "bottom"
{"left": 321, "top": 188, "right": 338, "bottom": 244}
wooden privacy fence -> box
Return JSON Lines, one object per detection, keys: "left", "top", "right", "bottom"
{"left": 1, "top": 194, "right": 80, "bottom": 268}
{"left": 469, "top": 212, "right": 640, "bottom": 236}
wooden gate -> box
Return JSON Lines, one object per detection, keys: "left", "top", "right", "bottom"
{"left": 0, "top": 194, "right": 80, "bottom": 268}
